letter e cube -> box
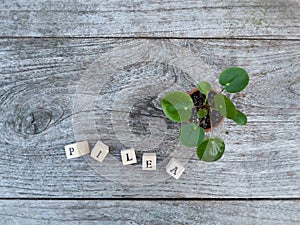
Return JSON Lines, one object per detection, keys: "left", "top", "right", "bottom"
{"left": 142, "top": 153, "right": 156, "bottom": 170}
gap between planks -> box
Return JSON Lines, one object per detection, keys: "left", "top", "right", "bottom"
{"left": 0, "top": 36, "right": 299, "bottom": 41}
{"left": 0, "top": 198, "right": 299, "bottom": 201}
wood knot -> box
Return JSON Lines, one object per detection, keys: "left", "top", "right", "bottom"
{"left": 288, "top": 79, "right": 300, "bottom": 95}
{"left": 14, "top": 109, "right": 52, "bottom": 135}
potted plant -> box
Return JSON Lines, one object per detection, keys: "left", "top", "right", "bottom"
{"left": 161, "top": 67, "right": 249, "bottom": 162}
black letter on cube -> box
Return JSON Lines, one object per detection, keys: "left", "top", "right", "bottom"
{"left": 69, "top": 147, "right": 75, "bottom": 156}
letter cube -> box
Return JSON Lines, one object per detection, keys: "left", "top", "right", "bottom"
{"left": 90, "top": 141, "right": 109, "bottom": 163}
{"left": 64, "top": 141, "right": 90, "bottom": 159}
{"left": 142, "top": 153, "right": 156, "bottom": 170}
{"left": 166, "top": 158, "right": 185, "bottom": 179}
{"left": 121, "top": 148, "right": 137, "bottom": 165}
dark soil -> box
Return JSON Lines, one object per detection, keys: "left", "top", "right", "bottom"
{"left": 190, "top": 90, "right": 224, "bottom": 130}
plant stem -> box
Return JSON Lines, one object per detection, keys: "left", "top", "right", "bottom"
{"left": 220, "top": 87, "right": 225, "bottom": 93}
{"left": 204, "top": 93, "right": 209, "bottom": 105}
{"left": 193, "top": 104, "right": 205, "bottom": 109}
{"left": 209, "top": 109, "right": 214, "bottom": 137}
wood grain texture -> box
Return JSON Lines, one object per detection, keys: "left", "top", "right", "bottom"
{"left": 1, "top": 0, "right": 300, "bottom": 38}
{"left": 0, "top": 200, "right": 299, "bottom": 225}
{"left": 0, "top": 38, "right": 299, "bottom": 198}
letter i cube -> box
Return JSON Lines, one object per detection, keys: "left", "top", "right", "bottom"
{"left": 90, "top": 141, "right": 109, "bottom": 163}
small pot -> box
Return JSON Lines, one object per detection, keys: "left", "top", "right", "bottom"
{"left": 189, "top": 88, "right": 225, "bottom": 132}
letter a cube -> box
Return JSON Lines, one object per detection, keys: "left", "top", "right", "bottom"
{"left": 64, "top": 141, "right": 90, "bottom": 159}
{"left": 90, "top": 141, "right": 109, "bottom": 163}
{"left": 166, "top": 158, "right": 185, "bottom": 179}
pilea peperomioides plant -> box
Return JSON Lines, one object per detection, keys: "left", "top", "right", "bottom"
{"left": 161, "top": 67, "right": 249, "bottom": 162}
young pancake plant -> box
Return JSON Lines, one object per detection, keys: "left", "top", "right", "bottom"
{"left": 161, "top": 67, "right": 249, "bottom": 162}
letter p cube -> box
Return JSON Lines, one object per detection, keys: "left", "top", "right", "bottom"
{"left": 64, "top": 141, "right": 90, "bottom": 159}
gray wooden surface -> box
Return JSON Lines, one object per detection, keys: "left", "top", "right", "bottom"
{"left": 1, "top": 200, "right": 299, "bottom": 225}
{"left": 0, "top": 0, "right": 299, "bottom": 224}
{"left": 1, "top": 0, "right": 300, "bottom": 39}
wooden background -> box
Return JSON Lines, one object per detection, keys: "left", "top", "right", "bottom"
{"left": 0, "top": 0, "right": 299, "bottom": 224}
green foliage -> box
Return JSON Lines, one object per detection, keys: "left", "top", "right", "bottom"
{"left": 198, "top": 81, "right": 211, "bottom": 95}
{"left": 197, "top": 138, "right": 225, "bottom": 162}
{"left": 160, "top": 66, "right": 249, "bottom": 163}
{"left": 197, "top": 109, "right": 208, "bottom": 119}
{"left": 179, "top": 123, "right": 205, "bottom": 147}
{"left": 198, "top": 81, "right": 211, "bottom": 103}
{"left": 232, "top": 110, "right": 247, "bottom": 125}
{"left": 219, "top": 67, "right": 249, "bottom": 93}
{"left": 161, "top": 91, "right": 194, "bottom": 122}
{"left": 214, "top": 93, "right": 237, "bottom": 119}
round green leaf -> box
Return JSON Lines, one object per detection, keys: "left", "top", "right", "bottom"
{"left": 198, "top": 81, "right": 211, "bottom": 95}
{"left": 232, "top": 110, "right": 247, "bottom": 125}
{"left": 197, "top": 109, "right": 208, "bottom": 119}
{"left": 219, "top": 67, "right": 249, "bottom": 93}
{"left": 197, "top": 138, "right": 225, "bottom": 162}
{"left": 179, "top": 123, "right": 205, "bottom": 147}
{"left": 214, "top": 93, "right": 237, "bottom": 119}
{"left": 161, "top": 91, "right": 194, "bottom": 122}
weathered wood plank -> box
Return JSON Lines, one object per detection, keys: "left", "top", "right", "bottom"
{"left": 0, "top": 38, "right": 299, "bottom": 198}
{"left": 0, "top": 200, "right": 299, "bottom": 225}
{"left": 1, "top": 0, "right": 299, "bottom": 38}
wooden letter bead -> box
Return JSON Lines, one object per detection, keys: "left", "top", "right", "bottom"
{"left": 142, "top": 153, "right": 156, "bottom": 170}
{"left": 121, "top": 148, "right": 137, "bottom": 165}
{"left": 90, "top": 141, "right": 109, "bottom": 163}
{"left": 64, "top": 141, "right": 90, "bottom": 159}
{"left": 166, "top": 158, "right": 185, "bottom": 179}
